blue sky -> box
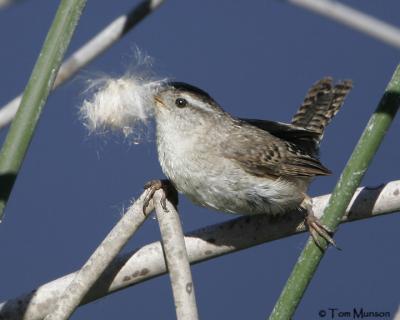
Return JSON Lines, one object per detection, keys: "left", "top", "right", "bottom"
{"left": 0, "top": 1, "right": 399, "bottom": 319}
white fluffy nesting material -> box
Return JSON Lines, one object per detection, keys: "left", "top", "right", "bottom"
{"left": 80, "top": 75, "right": 165, "bottom": 137}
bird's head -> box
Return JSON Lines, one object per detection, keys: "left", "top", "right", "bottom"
{"left": 153, "top": 82, "right": 226, "bottom": 131}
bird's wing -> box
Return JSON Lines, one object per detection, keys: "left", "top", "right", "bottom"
{"left": 240, "top": 118, "right": 319, "bottom": 152}
{"left": 220, "top": 125, "right": 331, "bottom": 179}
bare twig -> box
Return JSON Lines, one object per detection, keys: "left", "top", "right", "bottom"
{"left": 0, "top": 0, "right": 165, "bottom": 130}
{"left": 0, "top": 180, "right": 399, "bottom": 320}
{"left": 286, "top": 0, "right": 400, "bottom": 49}
{"left": 394, "top": 305, "right": 400, "bottom": 320}
{"left": 44, "top": 191, "right": 153, "bottom": 320}
{"left": 0, "top": 0, "right": 23, "bottom": 9}
{"left": 154, "top": 189, "right": 199, "bottom": 320}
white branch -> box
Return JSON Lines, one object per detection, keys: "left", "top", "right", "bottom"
{"left": 154, "top": 190, "right": 199, "bottom": 320}
{"left": 287, "top": 0, "right": 400, "bottom": 49}
{"left": 1, "top": 180, "right": 399, "bottom": 320}
{"left": 0, "top": 0, "right": 21, "bottom": 9}
{"left": 394, "top": 305, "right": 400, "bottom": 320}
{"left": 43, "top": 191, "right": 152, "bottom": 320}
{"left": 0, "top": 0, "right": 165, "bottom": 130}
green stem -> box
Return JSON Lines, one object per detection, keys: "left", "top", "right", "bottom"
{"left": 0, "top": 0, "right": 87, "bottom": 221}
{"left": 269, "top": 65, "right": 400, "bottom": 320}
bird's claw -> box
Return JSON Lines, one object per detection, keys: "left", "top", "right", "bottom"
{"left": 306, "top": 213, "right": 340, "bottom": 250}
{"left": 301, "top": 196, "right": 339, "bottom": 250}
{"left": 143, "top": 179, "right": 177, "bottom": 215}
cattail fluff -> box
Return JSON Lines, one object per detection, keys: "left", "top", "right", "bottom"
{"left": 80, "top": 75, "right": 166, "bottom": 137}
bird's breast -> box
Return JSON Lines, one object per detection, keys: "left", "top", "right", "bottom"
{"left": 155, "top": 122, "right": 307, "bottom": 216}
{"left": 157, "top": 134, "right": 305, "bottom": 215}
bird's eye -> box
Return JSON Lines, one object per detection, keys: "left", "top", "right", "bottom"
{"left": 175, "top": 98, "right": 187, "bottom": 108}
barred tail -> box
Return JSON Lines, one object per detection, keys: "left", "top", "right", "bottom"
{"left": 291, "top": 77, "right": 353, "bottom": 141}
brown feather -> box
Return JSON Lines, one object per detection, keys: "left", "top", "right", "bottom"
{"left": 221, "top": 77, "right": 352, "bottom": 180}
{"left": 221, "top": 124, "right": 331, "bottom": 179}
{"left": 291, "top": 78, "right": 352, "bottom": 140}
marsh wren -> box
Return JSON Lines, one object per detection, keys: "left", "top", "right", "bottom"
{"left": 148, "top": 78, "right": 352, "bottom": 247}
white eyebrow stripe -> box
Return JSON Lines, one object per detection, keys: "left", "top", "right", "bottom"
{"left": 183, "top": 94, "right": 213, "bottom": 112}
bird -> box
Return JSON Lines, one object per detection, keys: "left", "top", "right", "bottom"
{"left": 144, "top": 78, "right": 353, "bottom": 248}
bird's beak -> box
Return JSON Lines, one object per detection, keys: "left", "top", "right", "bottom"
{"left": 154, "top": 95, "right": 166, "bottom": 108}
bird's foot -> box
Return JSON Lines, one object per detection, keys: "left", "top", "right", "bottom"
{"left": 301, "top": 197, "right": 339, "bottom": 250}
{"left": 305, "top": 213, "right": 339, "bottom": 250}
{"left": 143, "top": 179, "right": 178, "bottom": 215}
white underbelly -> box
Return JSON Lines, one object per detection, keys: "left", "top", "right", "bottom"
{"left": 160, "top": 149, "right": 307, "bottom": 216}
